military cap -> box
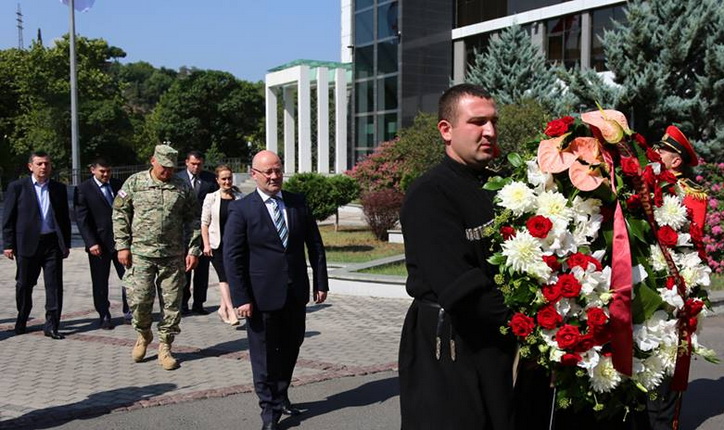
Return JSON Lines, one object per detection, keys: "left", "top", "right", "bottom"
{"left": 658, "top": 125, "right": 698, "bottom": 167}
{"left": 153, "top": 144, "right": 178, "bottom": 168}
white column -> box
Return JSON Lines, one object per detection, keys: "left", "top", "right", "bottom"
{"left": 317, "top": 67, "right": 330, "bottom": 174}
{"left": 334, "top": 67, "right": 348, "bottom": 173}
{"left": 298, "top": 65, "right": 312, "bottom": 173}
{"left": 265, "top": 84, "right": 278, "bottom": 153}
{"left": 283, "top": 85, "right": 296, "bottom": 174}
{"left": 453, "top": 39, "right": 466, "bottom": 84}
{"left": 580, "top": 12, "right": 591, "bottom": 70}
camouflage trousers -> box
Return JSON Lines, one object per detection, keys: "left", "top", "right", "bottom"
{"left": 124, "top": 254, "right": 185, "bottom": 344}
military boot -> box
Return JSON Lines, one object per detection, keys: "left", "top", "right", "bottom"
{"left": 131, "top": 330, "right": 153, "bottom": 362}
{"left": 158, "top": 342, "right": 179, "bottom": 370}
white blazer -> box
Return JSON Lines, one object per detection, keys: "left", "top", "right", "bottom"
{"left": 201, "top": 188, "right": 244, "bottom": 249}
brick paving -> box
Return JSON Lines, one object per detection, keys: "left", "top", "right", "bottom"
{"left": 0, "top": 247, "right": 411, "bottom": 429}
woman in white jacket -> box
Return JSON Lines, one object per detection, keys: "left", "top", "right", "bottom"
{"left": 201, "top": 165, "right": 244, "bottom": 325}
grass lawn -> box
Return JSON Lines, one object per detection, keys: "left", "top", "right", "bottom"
{"left": 319, "top": 225, "right": 404, "bottom": 263}
{"left": 358, "top": 261, "right": 407, "bottom": 277}
{"left": 710, "top": 273, "right": 724, "bottom": 291}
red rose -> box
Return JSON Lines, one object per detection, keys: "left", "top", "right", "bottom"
{"left": 561, "top": 353, "right": 582, "bottom": 366}
{"left": 586, "top": 307, "right": 608, "bottom": 328}
{"left": 542, "top": 283, "right": 562, "bottom": 303}
{"left": 526, "top": 215, "right": 553, "bottom": 238}
{"left": 658, "top": 170, "right": 677, "bottom": 184}
{"left": 555, "top": 324, "right": 581, "bottom": 350}
{"left": 601, "top": 205, "right": 615, "bottom": 222}
{"left": 586, "top": 255, "right": 602, "bottom": 271}
{"left": 536, "top": 305, "right": 563, "bottom": 329}
{"left": 653, "top": 186, "right": 664, "bottom": 207}
{"left": 575, "top": 333, "right": 596, "bottom": 353}
{"left": 557, "top": 273, "right": 582, "bottom": 298}
{"left": 592, "top": 325, "right": 611, "bottom": 345}
{"left": 566, "top": 252, "right": 589, "bottom": 271}
{"left": 633, "top": 133, "right": 647, "bottom": 148}
{"left": 665, "top": 276, "right": 677, "bottom": 290}
{"left": 501, "top": 225, "right": 516, "bottom": 240}
{"left": 657, "top": 225, "right": 678, "bottom": 247}
{"left": 646, "top": 147, "right": 662, "bottom": 163}
{"left": 642, "top": 165, "right": 657, "bottom": 187}
{"left": 509, "top": 313, "right": 536, "bottom": 338}
{"left": 684, "top": 298, "right": 705, "bottom": 317}
{"left": 620, "top": 156, "right": 641, "bottom": 176}
{"left": 626, "top": 194, "right": 642, "bottom": 210}
{"left": 542, "top": 255, "right": 561, "bottom": 272}
{"left": 688, "top": 317, "right": 699, "bottom": 332}
{"left": 544, "top": 117, "right": 574, "bottom": 137}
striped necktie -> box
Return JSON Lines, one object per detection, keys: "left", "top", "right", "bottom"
{"left": 269, "top": 196, "right": 288, "bottom": 248}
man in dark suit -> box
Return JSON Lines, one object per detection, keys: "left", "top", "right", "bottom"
{"left": 224, "top": 150, "right": 328, "bottom": 430}
{"left": 74, "top": 158, "right": 130, "bottom": 330}
{"left": 2, "top": 151, "right": 71, "bottom": 339}
{"left": 176, "top": 150, "right": 218, "bottom": 315}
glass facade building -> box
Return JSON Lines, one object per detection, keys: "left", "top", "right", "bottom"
{"left": 349, "top": 0, "right": 626, "bottom": 161}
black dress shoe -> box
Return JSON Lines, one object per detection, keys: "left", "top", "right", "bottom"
{"left": 100, "top": 318, "right": 114, "bottom": 330}
{"left": 281, "top": 401, "right": 302, "bottom": 416}
{"left": 181, "top": 306, "right": 191, "bottom": 316}
{"left": 261, "top": 423, "right": 279, "bottom": 430}
{"left": 14, "top": 326, "right": 26, "bottom": 335}
{"left": 44, "top": 329, "right": 65, "bottom": 340}
{"left": 192, "top": 306, "right": 209, "bottom": 315}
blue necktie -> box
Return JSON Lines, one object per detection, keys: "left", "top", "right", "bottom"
{"left": 269, "top": 196, "right": 288, "bottom": 248}
{"left": 101, "top": 183, "right": 114, "bottom": 205}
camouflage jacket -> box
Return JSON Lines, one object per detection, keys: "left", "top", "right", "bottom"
{"left": 113, "top": 169, "right": 201, "bottom": 258}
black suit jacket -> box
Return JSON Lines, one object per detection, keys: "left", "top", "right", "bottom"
{"left": 175, "top": 169, "right": 218, "bottom": 205}
{"left": 2, "top": 177, "right": 71, "bottom": 257}
{"left": 74, "top": 177, "right": 122, "bottom": 253}
{"left": 224, "top": 190, "right": 328, "bottom": 312}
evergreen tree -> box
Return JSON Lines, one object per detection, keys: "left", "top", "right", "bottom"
{"left": 602, "top": 0, "right": 724, "bottom": 157}
{"left": 466, "top": 24, "right": 575, "bottom": 115}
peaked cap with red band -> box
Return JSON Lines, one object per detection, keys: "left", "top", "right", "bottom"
{"left": 659, "top": 125, "right": 698, "bottom": 167}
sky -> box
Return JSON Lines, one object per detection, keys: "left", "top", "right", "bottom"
{"left": 1, "top": 0, "right": 342, "bottom": 82}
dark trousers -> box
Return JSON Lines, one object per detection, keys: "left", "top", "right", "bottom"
{"left": 182, "top": 255, "right": 210, "bottom": 309}
{"left": 88, "top": 250, "right": 127, "bottom": 319}
{"left": 15, "top": 233, "right": 63, "bottom": 332}
{"left": 247, "top": 294, "right": 306, "bottom": 425}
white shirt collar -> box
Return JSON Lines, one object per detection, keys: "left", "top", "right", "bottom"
{"left": 256, "top": 188, "right": 283, "bottom": 202}
{"left": 32, "top": 175, "right": 48, "bottom": 186}
{"left": 92, "top": 177, "right": 107, "bottom": 188}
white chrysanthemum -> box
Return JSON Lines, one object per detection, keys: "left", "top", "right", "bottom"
{"left": 658, "top": 344, "right": 678, "bottom": 374}
{"left": 654, "top": 195, "right": 688, "bottom": 229}
{"left": 536, "top": 191, "right": 574, "bottom": 225}
{"left": 501, "top": 231, "right": 552, "bottom": 281}
{"left": 498, "top": 181, "right": 536, "bottom": 215}
{"left": 527, "top": 160, "right": 555, "bottom": 192}
{"left": 650, "top": 245, "right": 668, "bottom": 272}
{"left": 589, "top": 355, "right": 622, "bottom": 393}
{"left": 633, "top": 356, "right": 666, "bottom": 391}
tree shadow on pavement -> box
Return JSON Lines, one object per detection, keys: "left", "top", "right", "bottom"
{"left": 280, "top": 376, "right": 399, "bottom": 429}
{"left": 680, "top": 376, "right": 724, "bottom": 430}
{"left": 0, "top": 383, "right": 176, "bottom": 430}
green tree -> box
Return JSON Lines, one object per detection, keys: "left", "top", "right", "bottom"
{"left": 466, "top": 24, "right": 575, "bottom": 115}
{"left": 496, "top": 99, "right": 551, "bottom": 163}
{"left": 601, "top": 0, "right": 724, "bottom": 156}
{"left": 284, "top": 173, "right": 360, "bottom": 222}
{"left": 149, "top": 70, "right": 264, "bottom": 161}
{"left": 1, "top": 36, "right": 136, "bottom": 172}
{"left": 109, "top": 61, "right": 177, "bottom": 115}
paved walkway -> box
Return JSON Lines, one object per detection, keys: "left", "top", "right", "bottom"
{"left": 0, "top": 246, "right": 411, "bottom": 429}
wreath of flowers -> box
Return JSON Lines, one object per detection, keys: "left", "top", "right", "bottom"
{"left": 483, "top": 109, "right": 717, "bottom": 419}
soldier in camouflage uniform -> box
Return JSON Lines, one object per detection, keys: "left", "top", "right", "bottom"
{"left": 112, "top": 145, "right": 201, "bottom": 370}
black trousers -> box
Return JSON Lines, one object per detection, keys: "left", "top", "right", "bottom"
{"left": 182, "top": 255, "right": 210, "bottom": 309}
{"left": 247, "top": 294, "right": 306, "bottom": 425}
{"left": 88, "top": 250, "right": 126, "bottom": 319}
{"left": 15, "top": 233, "right": 63, "bottom": 332}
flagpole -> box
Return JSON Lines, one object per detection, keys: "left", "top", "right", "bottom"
{"left": 69, "top": 0, "right": 80, "bottom": 185}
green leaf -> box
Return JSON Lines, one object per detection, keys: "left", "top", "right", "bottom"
{"left": 631, "top": 284, "right": 663, "bottom": 324}
{"left": 487, "top": 253, "right": 507, "bottom": 266}
{"left": 483, "top": 176, "right": 512, "bottom": 191}
{"left": 507, "top": 152, "right": 524, "bottom": 168}
{"left": 626, "top": 218, "right": 650, "bottom": 244}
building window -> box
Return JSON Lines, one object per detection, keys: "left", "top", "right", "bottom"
{"left": 356, "top": 115, "right": 375, "bottom": 148}
{"left": 355, "top": 9, "right": 374, "bottom": 45}
{"left": 377, "top": 39, "right": 398, "bottom": 74}
{"left": 546, "top": 14, "right": 581, "bottom": 69}
{"left": 355, "top": 0, "right": 374, "bottom": 12}
{"left": 377, "top": 75, "right": 398, "bottom": 111}
{"left": 591, "top": 5, "right": 626, "bottom": 71}
{"left": 356, "top": 80, "right": 374, "bottom": 114}
{"left": 377, "top": 113, "right": 398, "bottom": 143}
{"left": 377, "top": 1, "right": 399, "bottom": 39}
{"left": 354, "top": 44, "right": 374, "bottom": 79}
